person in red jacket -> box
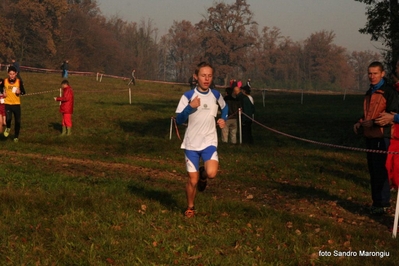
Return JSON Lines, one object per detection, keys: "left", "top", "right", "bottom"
{"left": 54, "top": 80, "right": 74, "bottom": 135}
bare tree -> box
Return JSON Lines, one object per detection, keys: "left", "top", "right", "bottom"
{"left": 196, "top": 0, "right": 257, "bottom": 85}
{"left": 348, "top": 50, "right": 382, "bottom": 90}
{"left": 303, "top": 30, "right": 354, "bottom": 90}
{"left": 163, "top": 20, "right": 200, "bottom": 82}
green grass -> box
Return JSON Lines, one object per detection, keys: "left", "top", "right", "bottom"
{"left": 0, "top": 71, "right": 397, "bottom": 265}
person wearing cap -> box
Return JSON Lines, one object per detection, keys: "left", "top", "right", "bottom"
{"left": 0, "top": 65, "right": 26, "bottom": 142}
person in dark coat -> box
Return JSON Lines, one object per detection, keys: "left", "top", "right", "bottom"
{"left": 61, "top": 60, "right": 69, "bottom": 78}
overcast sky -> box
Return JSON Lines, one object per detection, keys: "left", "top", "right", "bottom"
{"left": 96, "top": 0, "right": 383, "bottom": 52}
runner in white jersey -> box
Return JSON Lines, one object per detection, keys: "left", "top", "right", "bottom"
{"left": 175, "top": 62, "right": 228, "bottom": 218}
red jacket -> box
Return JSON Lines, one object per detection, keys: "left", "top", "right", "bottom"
{"left": 56, "top": 85, "right": 74, "bottom": 114}
{"left": 386, "top": 82, "right": 399, "bottom": 188}
{"left": 386, "top": 124, "right": 399, "bottom": 189}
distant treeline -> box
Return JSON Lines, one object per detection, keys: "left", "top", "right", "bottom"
{"left": 0, "top": 0, "right": 382, "bottom": 91}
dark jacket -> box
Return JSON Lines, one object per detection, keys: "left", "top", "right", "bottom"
{"left": 360, "top": 78, "right": 398, "bottom": 138}
{"left": 237, "top": 92, "right": 254, "bottom": 123}
{"left": 61, "top": 62, "right": 69, "bottom": 71}
{"left": 224, "top": 94, "right": 241, "bottom": 119}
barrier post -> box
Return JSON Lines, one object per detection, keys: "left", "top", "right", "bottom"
{"left": 169, "top": 117, "right": 173, "bottom": 140}
{"left": 100, "top": 74, "right": 103, "bottom": 82}
{"left": 96, "top": 72, "right": 99, "bottom": 81}
{"left": 129, "top": 88, "right": 132, "bottom": 104}
{"left": 393, "top": 191, "right": 399, "bottom": 238}
{"left": 238, "top": 108, "right": 242, "bottom": 144}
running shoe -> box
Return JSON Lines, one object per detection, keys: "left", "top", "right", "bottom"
{"left": 184, "top": 207, "right": 195, "bottom": 218}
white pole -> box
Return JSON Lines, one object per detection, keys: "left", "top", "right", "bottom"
{"left": 169, "top": 117, "right": 173, "bottom": 140}
{"left": 238, "top": 108, "right": 242, "bottom": 144}
{"left": 100, "top": 74, "right": 103, "bottom": 82}
{"left": 129, "top": 88, "right": 132, "bottom": 104}
{"left": 392, "top": 190, "right": 399, "bottom": 238}
{"left": 96, "top": 72, "right": 99, "bottom": 81}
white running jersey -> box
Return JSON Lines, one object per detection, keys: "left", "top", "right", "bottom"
{"left": 176, "top": 88, "right": 226, "bottom": 151}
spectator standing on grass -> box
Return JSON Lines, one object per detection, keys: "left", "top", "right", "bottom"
{"left": 0, "top": 66, "right": 26, "bottom": 142}
{"left": 237, "top": 86, "right": 255, "bottom": 144}
{"left": 246, "top": 78, "right": 251, "bottom": 88}
{"left": 128, "top": 69, "right": 136, "bottom": 86}
{"left": 375, "top": 60, "right": 399, "bottom": 189}
{"left": 353, "top": 61, "right": 398, "bottom": 215}
{"left": 54, "top": 80, "right": 74, "bottom": 136}
{"left": 175, "top": 62, "right": 228, "bottom": 218}
{"left": 61, "top": 60, "right": 69, "bottom": 79}
{"left": 221, "top": 85, "right": 241, "bottom": 144}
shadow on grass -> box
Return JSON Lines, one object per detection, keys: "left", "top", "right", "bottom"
{"left": 48, "top": 122, "right": 62, "bottom": 132}
{"left": 127, "top": 182, "right": 178, "bottom": 210}
{"left": 273, "top": 181, "right": 393, "bottom": 228}
{"left": 305, "top": 153, "right": 370, "bottom": 189}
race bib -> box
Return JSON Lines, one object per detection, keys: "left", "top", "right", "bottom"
{"left": 12, "top": 87, "right": 18, "bottom": 93}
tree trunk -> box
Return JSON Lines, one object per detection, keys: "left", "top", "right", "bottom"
{"left": 390, "top": 0, "right": 399, "bottom": 69}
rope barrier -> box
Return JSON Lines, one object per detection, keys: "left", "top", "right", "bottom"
{"left": 21, "top": 88, "right": 128, "bottom": 97}
{"left": 74, "top": 89, "right": 128, "bottom": 93}
{"left": 22, "top": 89, "right": 59, "bottom": 96}
{"left": 240, "top": 112, "right": 399, "bottom": 155}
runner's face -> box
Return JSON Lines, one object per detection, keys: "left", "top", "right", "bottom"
{"left": 8, "top": 71, "right": 17, "bottom": 80}
{"left": 368, "top": 66, "right": 384, "bottom": 85}
{"left": 195, "top": 66, "right": 213, "bottom": 91}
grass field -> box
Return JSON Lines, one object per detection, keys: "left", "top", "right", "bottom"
{"left": 0, "top": 71, "right": 398, "bottom": 265}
